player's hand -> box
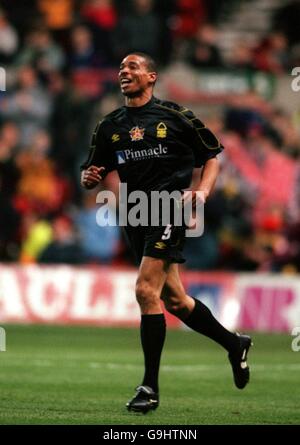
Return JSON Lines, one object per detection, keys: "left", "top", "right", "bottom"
{"left": 81, "top": 166, "right": 105, "bottom": 189}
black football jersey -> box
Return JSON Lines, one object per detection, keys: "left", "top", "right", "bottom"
{"left": 80, "top": 96, "right": 224, "bottom": 194}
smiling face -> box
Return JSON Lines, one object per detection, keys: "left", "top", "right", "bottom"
{"left": 118, "top": 54, "right": 157, "bottom": 98}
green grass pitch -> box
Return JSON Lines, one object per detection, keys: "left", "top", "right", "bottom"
{"left": 0, "top": 324, "right": 299, "bottom": 425}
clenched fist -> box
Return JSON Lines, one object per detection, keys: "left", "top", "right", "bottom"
{"left": 81, "top": 166, "right": 105, "bottom": 189}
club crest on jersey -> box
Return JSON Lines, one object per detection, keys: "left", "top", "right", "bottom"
{"left": 129, "top": 126, "right": 145, "bottom": 141}
{"left": 156, "top": 122, "right": 167, "bottom": 138}
{"left": 112, "top": 133, "right": 120, "bottom": 143}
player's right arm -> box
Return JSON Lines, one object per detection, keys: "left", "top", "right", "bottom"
{"left": 80, "top": 120, "right": 115, "bottom": 189}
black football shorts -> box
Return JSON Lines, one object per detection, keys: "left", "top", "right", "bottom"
{"left": 123, "top": 223, "right": 186, "bottom": 265}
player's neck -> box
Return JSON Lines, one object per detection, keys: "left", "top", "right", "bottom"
{"left": 125, "top": 92, "right": 153, "bottom": 108}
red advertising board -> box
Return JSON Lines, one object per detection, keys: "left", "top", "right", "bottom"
{"left": 236, "top": 275, "right": 300, "bottom": 332}
{"left": 0, "top": 265, "right": 299, "bottom": 332}
{"left": 0, "top": 265, "right": 180, "bottom": 327}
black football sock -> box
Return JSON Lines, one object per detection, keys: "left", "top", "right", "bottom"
{"left": 140, "top": 313, "right": 166, "bottom": 393}
{"left": 183, "top": 298, "right": 239, "bottom": 352}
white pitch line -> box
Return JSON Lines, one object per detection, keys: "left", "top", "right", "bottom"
{"left": 88, "top": 363, "right": 300, "bottom": 372}
{"left": 4, "top": 359, "right": 300, "bottom": 372}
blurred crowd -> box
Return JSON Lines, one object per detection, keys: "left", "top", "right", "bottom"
{"left": 0, "top": 0, "right": 300, "bottom": 272}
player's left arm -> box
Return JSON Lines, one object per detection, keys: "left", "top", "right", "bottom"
{"left": 179, "top": 107, "right": 223, "bottom": 204}
{"left": 194, "top": 156, "right": 220, "bottom": 203}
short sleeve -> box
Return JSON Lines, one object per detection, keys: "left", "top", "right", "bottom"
{"left": 180, "top": 107, "right": 224, "bottom": 167}
{"left": 80, "top": 120, "right": 116, "bottom": 175}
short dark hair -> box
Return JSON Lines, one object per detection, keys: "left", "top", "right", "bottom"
{"left": 128, "top": 52, "right": 157, "bottom": 73}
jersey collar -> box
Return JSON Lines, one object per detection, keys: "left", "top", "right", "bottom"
{"left": 125, "top": 96, "right": 156, "bottom": 113}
